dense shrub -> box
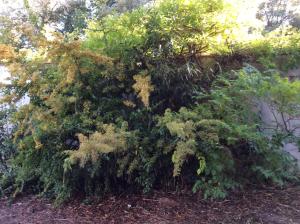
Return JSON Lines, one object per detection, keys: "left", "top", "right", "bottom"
{"left": 0, "top": 105, "right": 16, "bottom": 195}
{"left": 158, "top": 66, "right": 300, "bottom": 198}
{"left": 0, "top": 0, "right": 299, "bottom": 202}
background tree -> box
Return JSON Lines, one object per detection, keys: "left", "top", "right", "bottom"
{"left": 291, "top": 13, "right": 300, "bottom": 29}
{"left": 256, "top": 0, "right": 300, "bottom": 32}
{"left": 89, "top": 0, "right": 154, "bottom": 18}
{"left": 22, "top": 0, "right": 91, "bottom": 33}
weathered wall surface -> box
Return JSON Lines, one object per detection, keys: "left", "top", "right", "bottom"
{"left": 259, "top": 101, "right": 300, "bottom": 165}
{"left": 259, "top": 67, "right": 300, "bottom": 166}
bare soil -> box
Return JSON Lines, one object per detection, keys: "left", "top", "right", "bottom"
{"left": 0, "top": 185, "right": 300, "bottom": 224}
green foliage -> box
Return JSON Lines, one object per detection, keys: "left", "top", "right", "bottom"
{"left": 158, "top": 66, "right": 299, "bottom": 198}
{"left": 86, "top": 0, "right": 235, "bottom": 57}
{"left": 0, "top": 0, "right": 299, "bottom": 202}
{"left": 234, "top": 29, "right": 300, "bottom": 70}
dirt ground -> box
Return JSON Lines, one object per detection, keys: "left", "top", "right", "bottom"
{"left": 0, "top": 185, "right": 300, "bottom": 224}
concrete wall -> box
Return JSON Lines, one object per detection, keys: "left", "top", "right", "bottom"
{"left": 259, "top": 101, "right": 300, "bottom": 164}
{"left": 259, "top": 67, "right": 300, "bottom": 166}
